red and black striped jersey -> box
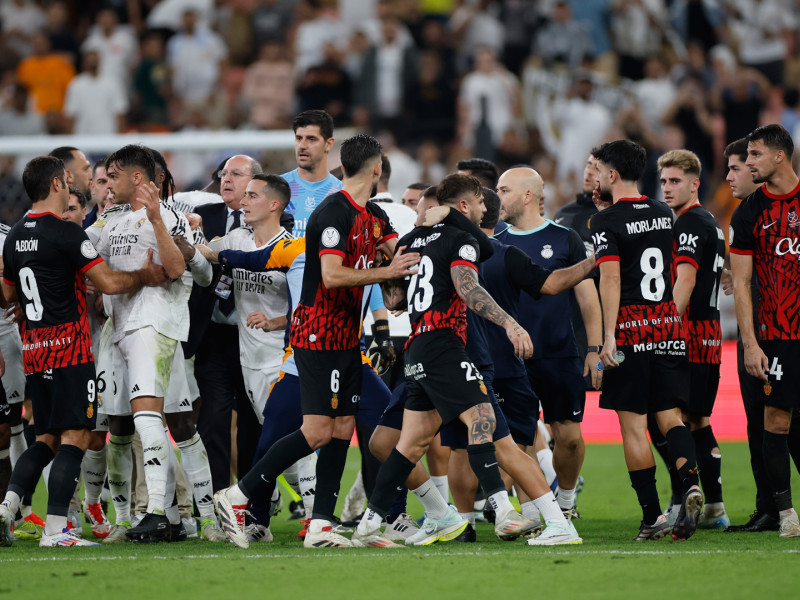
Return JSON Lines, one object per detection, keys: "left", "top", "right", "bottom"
{"left": 730, "top": 180, "right": 800, "bottom": 340}
{"left": 398, "top": 224, "right": 480, "bottom": 348}
{"left": 2, "top": 212, "right": 102, "bottom": 373}
{"left": 290, "top": 191, "right": 397, "bottom": 351}
{"left": 591, "top": 196, "right": 682, "bottom": 346}
{"left": 672, "top": 204, "right": 724, "bottom": 363}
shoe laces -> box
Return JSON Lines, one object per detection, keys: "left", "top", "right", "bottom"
{"left": 26, "top": 512, "right": 46, "bottom": 527}
{"left": 85, "top": 503, "right": 107, "bottom": 525}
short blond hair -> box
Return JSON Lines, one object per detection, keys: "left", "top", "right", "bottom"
{"left": 657, "top": 149, "right": 702, "bottom": 178}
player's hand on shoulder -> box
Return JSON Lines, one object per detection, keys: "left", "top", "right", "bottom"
{"left": 423, "top": 205, "right": 450, "bottom": 227}
{"left": 139, "top": 182, "right": 162, "bottom": 223}
{"left": 592, "top": 184, "right": 612, "bottom": 212}
{"left": 173, "top": 235, "right": 196, "bottom": 261}
{"left": 384, "top": 245, "right": 419, "bottom": 279}
{"left": 504, "top": 319, "right": 533, "bottom": 359}
{"left": 141, "top": 248, "right": 168, "bottom": 287}
{"left": 185, "top": 212, "right": 203, "bottom": 230}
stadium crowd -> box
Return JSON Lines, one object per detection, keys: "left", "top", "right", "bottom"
{"left": 0, "top": 0, "right": 798, "bottom": 551}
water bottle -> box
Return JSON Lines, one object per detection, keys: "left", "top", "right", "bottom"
{"left": 596, "top": 350, "right": 625, "bottom": 371}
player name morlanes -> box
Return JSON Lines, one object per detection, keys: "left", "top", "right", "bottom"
{"left": 625, "top": 216, "right": 672, "bottom": 235}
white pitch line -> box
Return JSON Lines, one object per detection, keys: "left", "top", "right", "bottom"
{"left": 1, "top": 548, "right": 798, "bottom": 564}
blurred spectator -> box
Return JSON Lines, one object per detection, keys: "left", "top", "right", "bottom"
{"left": 417, "top": 19, "right": 457, "bottom": 83}
{"left": 0, "top": 83, "right": 45, "bottom": 136}
{"left": 1, "top": 0, "right": 46, "bottom": 56}
{"left": 64, "top": 50, "right": 128, "bottom": 134}
{"left": 630, "top": 54, "right": 676, "bottom": 130}
{"left": 82, "top": 8, "right": 139, "bottom": 90}
{"left": 458, "top": 46, "right": 520, "bottom": 159}
{"left": 498, "top": 0, "right": 539, "bottom": 75}
{"left": 0, "top": 155, "right": 29, "bottom": 224}
{"left": 727, "top": 0, "right": 795, "bottom": 86}
{"left": 449, "top": 0, "right": 505, "bottom": 67}
{"left": 16, "top": 31, "right": 76, "bottom": 114}
{"left": 133, "top": 31, "right": 171, "bottom": 129}
{"left": 662, "top": 75, "right": 714, "bottom": 182}
{"left": 297, "top": 42, "right": 352, "bottom": 124}
{"left": 241, "top": 40, "right": 294, "bottom": 129}
{"left": 251, "top": 0, "right": 295, "bottom": 49}
{"left": 167, "top": 9, "right": 228, "bottom": 128}
{"left": 405, "top": 49, "right": 457, "bottom": 144}
{"left": 610, "top": 0, "right": 668, "bottom": 81}
{"left": 669, "top": 0, "right": 724, "bottom": 53}
{"left": 355, "top": 15, "right": 418, "bottom": 136}
{"left": 416, "top": 139, "right": 447, "bottom": 184}
{"left": 45, "top": 1, "right": 80, "bottom": 67}
{"left": 569, "top": 0, "right": 612, "bottom": 59}
{"left": 535, "top": 1, "right": 593, "bottom": 70}
{"left": 359, "top": 0, "right": 414, "bottom": 49}
{"left": 293, "top": 0, "right": 348, "bottom": 79}
{"left": 146, "top": 0, "right": 215, "bottom": 31}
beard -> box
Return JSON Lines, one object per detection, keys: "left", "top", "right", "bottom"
{"left": 751, "top": 166, "right": 773, "bottom": 184}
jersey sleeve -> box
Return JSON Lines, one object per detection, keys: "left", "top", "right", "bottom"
{"left": 729, "top": 198, "right": 756, "bottom": 255}
{"left": 567, "top": 227, "right": 589, "bottom": 266}
{"left": 674, "top": 212, "right": 704, "bottom": 269}
{"left": 504, "top": 245, "right": 551, "bottom": 299}
{"left": 449, "top": 231, "right": 480, "bottom": 272}
{"left": 315, "top": 203, "right": 352, "bottom": 259}
{"left": 2, "top": 233, "right": 15, "bottom": 286}
{"left": 219, "top": 238, "right": 305, "bottom": 272}
{"left": 161, "top": 204, "right": 188, "bottom": 237}
{"left": 61, "top": 222, "right": 104, "bottom": 273}
{"left": 590, "top": 211, "right": 619, "bottom": 265}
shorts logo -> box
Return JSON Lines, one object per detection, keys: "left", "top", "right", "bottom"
{"left": 81, "top": 240, "right": 99, "bottom": 259}
{"left": 321, "top": 227, "right": 340, "bottom": 248}
{"left": 541, "top": 244, "right": 554, "bottom": 259}
{"left": 331, "top": 393, "right": 338, "bottom": 409}
{"left": 87, "top": 403, "right": 94, "bottom": 419}
{"left": 458, "top": 245, "right": 477, "bottom": 262}
{"left": 763, "top": 381, "right": 772, "bottom": 396}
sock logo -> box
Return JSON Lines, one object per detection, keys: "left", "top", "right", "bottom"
{"left": 198, "top": 494, "right": 213, "bottom": 505}
{"left": 144, "top": 458, "right": 162, "bottom": 466}
{"left": 112, "top": 495, "right": 127, "bottom": 503}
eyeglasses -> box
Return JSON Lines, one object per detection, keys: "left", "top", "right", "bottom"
{"left": 217, "top": 170, "right": 250, "bottom": 179}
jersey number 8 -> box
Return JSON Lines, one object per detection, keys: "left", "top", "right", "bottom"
{"left": 640, "top": 248, "right": 665, "bottom": 302}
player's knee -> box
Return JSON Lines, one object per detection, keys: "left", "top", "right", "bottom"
{"left": 0, "top": 424, "right": 10, "bottom": 449}
{"left": 368, "top": 430, "right": 393, "bottom": 462}
{"left": 88, "top": 431, "right": 107, "bottom": 452}
{"left": 165, "top": 413, "right": 194, "bottom": 443}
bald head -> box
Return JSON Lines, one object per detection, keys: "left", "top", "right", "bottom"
{"left": 496, "top": 167, "right": 544, "bottom": 228}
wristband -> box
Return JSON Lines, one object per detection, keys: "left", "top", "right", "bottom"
{"left": 586, "top": 346, "right": 602, "bottom": 353}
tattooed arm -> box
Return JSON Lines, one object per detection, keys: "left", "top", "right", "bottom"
{"left": 451, "top": 264, "right": 533, "bottom": 359}
{"left": 380, "top": 276, "right": 408, "bottom": 311}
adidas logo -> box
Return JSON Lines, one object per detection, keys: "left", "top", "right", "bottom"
{"left": 145, "top": 458, "right": 161, "bottom": 466}
{"left": 179, "top": 398, "right": 190, "bottom": 407}
{"left": 9, "top": 391, "right": 20, "bottom": 399}
{"left": 131, "top": 384, "right": 140, "bottom": 394}
{"left": 112, "top": 495, "right": 127, "bottom": 503}
{"left": 198, "top": 494, "right": 213, "bottom": 505}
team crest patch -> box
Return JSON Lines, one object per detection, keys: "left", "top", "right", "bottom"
{"left": 459, "top": 245, "right": 477, "bottom": 262}
{"left": 764, "top": 381, "right": 772, "bottom": 396}
{"left": 789, "top": 207, "right": 798, "bottom": 227}
{"left": 322, "top": 227, "right": 340, "bottom": 248}
{"left": 541, "top": 244, "right": 554, "bottom": 259}
{"left": 478, "top": 380, "right": 487, "bottom": 395}
{"left": 87, "top": 403, "right": 94, "bottom": 419}
{"left": 135, "top": 217, "right": 147, "bottom": 228}
{"left": 331, "top": 393, "right": 338, "bottom": 409}
{"left": 80, "top": 240, "right": 98, "bottom": 259}
{"left": 373, "top": 221, "right": 381, "bottom": 238}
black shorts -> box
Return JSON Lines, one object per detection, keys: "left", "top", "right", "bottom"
{"left": 683, "top": 362, "right": 720, "bottom": 417}
{"left": 599, "top": 344, "right": 688, "bottom": 415}
{"left": 294, "top": 347, "right": 362, "bottom": 417}
{"left": 27, "top": 362, "right": 97, "bottom": 435}
{"left": 759, "top": 340, "right": 800, "bottom": 410}
{"left": 378, "top": 381, "right": 407, "bottom": 431}
{"left": 0, "top": 383, "right": 8, "bottom": 425}
{"left": 526, "top": 357, "right": 586, "bottom": 423}
{"left": 439, "top": 378, "right": 512, "bottom": 449}
{"left": 493, "top": 376, "right": 539, "bottom": 446}
{"left": 404, "top": 330, "right": 491, "bottom": 424}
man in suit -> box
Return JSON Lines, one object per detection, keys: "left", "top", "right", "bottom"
{"left": 188, "top": 154, "right": 264, "bottom": 492}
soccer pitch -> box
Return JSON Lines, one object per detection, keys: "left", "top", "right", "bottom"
{"left": 2, "top": 443, "right": 797, "bottom": 600}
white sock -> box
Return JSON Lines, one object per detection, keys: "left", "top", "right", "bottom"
{"left": 295, "top": 452, "right": 317, "bottom": 517}
{"left": 412, "top": 479, "right": 449, "bottom": 519}
{"left": 44, "top": 514, "right": 67, "bottom": 536}
{"left": 521, "top": 501, "right": 539, "bottom": 522}
{"left": 430, "top": 475, "right": 449, "bottom": 503}
{"left": 164, "top": 427, "right": 179, "bottom": 524}
{"left": 107, "top": 434, "right": 133, "bottom": 524}
{"left": 534, "top": 491, "right": 566, "bottom": 523}
{"left": 459, "top": 511, "right": 475, "bottom": 527}
{"left": 81, "top": 447, "right": 107, "bottom": 505}
{"left": 1, "top": 490, "right": 21, "bottom": 515}
{"left": 133, "top": 411, "right": 169, "bottom": 515}
{"left": 487, "top": 490, "right": 515, "bottom": 518}
{"left": 283, "top": 461, "right": 299, "bottom": 494}
{"left": 355, "top": 507, "right": 382, "bottom": 535}
{"left": 556, "top": 486, "right": 576, "bottom": 511}
{"left": 537, "top": 448, "right": 557, "bottom": 487}
{"left": 9, "top": 424, "right": 27, "bottom": 467}
{"left": 176, "top": 432, "right": 215, "bottom": 520}
{"left": 227, "top": 483, "right": 249, "bottom": 505}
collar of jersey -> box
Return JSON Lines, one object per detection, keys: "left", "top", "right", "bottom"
{"left": 678, "top": 202, "right": 702, "bottom": 216}
{"left": 761, "top": 179, "right": 800, "bottom": 200}
{"left": 27, "top": 211, "right": 60, "bottom": 218}
{"left": 617, "top": 195, "right": 647, "bottom": 203}
{"left": 342, "top": 190, "right": 365, "bottom": 212}
{"left": 505, "top": 220, "right": 552, "bottom": 235}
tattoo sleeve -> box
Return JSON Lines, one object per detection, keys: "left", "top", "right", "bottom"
{"left": 451, "top": 264, "right": 510, "bottom": 328}
{"left": 467, "top": 402, "right": 496, "bottom": 445}
{"left": 380, "top": 277, "right": 408, "bottom": 311}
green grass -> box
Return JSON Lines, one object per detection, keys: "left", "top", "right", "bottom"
{"left": 1, "top": 443, "right": 797, "bottom": 600}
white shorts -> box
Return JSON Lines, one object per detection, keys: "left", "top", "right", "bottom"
{"left": 95, "top": 411, "right": 109, "bottom": 432}
{"left": 242, "top": 363, "right": 281, "bottom": 425}
{"left": 164, "top": 345, "right": 193, "bottom": 414}
{"left": 0, "top": 329, "right": 25, "bottom": 405}
{"left": 185, "top": 356, "right": 199, "bottom": 402}
{"left": 95, "top": 317, "right": 115, "bottom": 417}
{"left": 107, "top": 327, "right": 178, "bottom": 416}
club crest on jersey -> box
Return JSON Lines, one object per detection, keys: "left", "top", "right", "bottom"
{"left": 135, "top": 217, "right": 147, "bottom": 228}
{"left": 541, "top": 244, "right": 554, "bottom": 259}
{"left": 331, "top": 393, "right": 338, "bottom": 409}
{"left": 80, "top": 240, "right": 98, "bottom": 259}
{"left": 764, "top": 381, "right": 772, "bottom": 396}
{"left": 479, "top": 380, "right": 487, "bottom": 395}
{"left": 321, "top": 227, "right": 340, "bottom": 248}
{"left": 459, "top": 245, "right": 477, "bottom": 262}
{"left": 373, "top": 221, "right": 381, "bottom": 238}
{"left": 789, "top": 207, "right": 798, "bottom": 228}
{"left": 305, "top": 196, "right": 316, "bottom": 211}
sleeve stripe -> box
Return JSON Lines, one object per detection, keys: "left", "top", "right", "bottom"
{"left": 729, "top": 248, "right": 753, "bottom": 256}
{"left": 79, "top": 257, "right": 104, "bottom": 273}
{"left": 675, "top": 255, "right": 699, "bottom": 269}
{"left": 451, "top": 260, "right": 478, "bottom": 271}
{"left": 320, "top": 249, "right": 345, "bottom": 258}
{"left": 596, "top": 255, "right": 620, "bottom": 265}
{"left": 379, "top": 233, "right": 399, "bottom": 244}
{"left": 2, "top": 277, "right": 14, "bottom": 286}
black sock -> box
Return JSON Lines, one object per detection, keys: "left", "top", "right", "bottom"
{"left": 0, "top": 454, "right": 10, "bottom": 498}
{"left": 466, "top": 442, "right": 504, "bottom": 497}
{"left": 8, "top": 441, "right": 54, "bottom": 500}
{"left": 311, "top": 437, "right": 350, "bottom": 521}
{"left": 366, "top": 449, "right": 415, "bottom": 518}
{"left": 238, "top": 429, "right": 313, "bottom": 498}
{"left": 692, "top": 426, "right": 723, "bottom": 504}
{"left": 247, "top": 481, "right": 275, "bottom": 528}
{"left": 46, "top": 444, "right": 84, "bottom": 517}
{"left": 649, "top": 419, "right": 682, "bottom": 504}
{"left": 629, "top": 466, "right": 661, "bottom": 525}
{"left": 763, "top": 431, "right": 793, "bottom": 512}
{"left": 665, "top": 425, "right": 699, "bottom": 491}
